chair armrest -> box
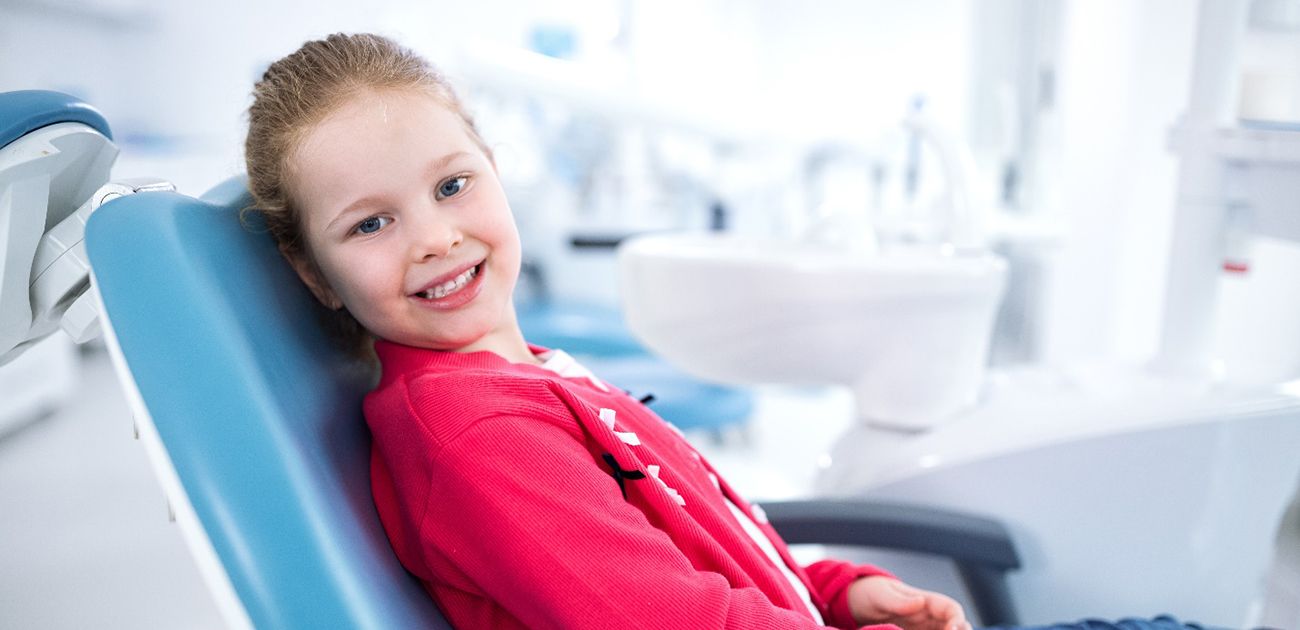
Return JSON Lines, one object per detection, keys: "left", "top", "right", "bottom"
{"left": 763, "top": 499, "right": 1021, "bottom": 626}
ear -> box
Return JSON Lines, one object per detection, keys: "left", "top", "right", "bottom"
{"left": 280, "top": 246, "right": 343, "bottom": 310}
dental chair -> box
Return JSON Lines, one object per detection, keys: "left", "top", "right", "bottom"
{"left": 3, "top": 89, "right": 1023, "bottom": 628}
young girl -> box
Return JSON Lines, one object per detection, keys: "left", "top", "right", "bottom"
{"left": 243, "top": 33, "right": 1217, "bottom": 630}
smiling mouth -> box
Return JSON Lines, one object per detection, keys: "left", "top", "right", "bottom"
{"left": 413, "top": 262, "right": 483, "bottom": 300}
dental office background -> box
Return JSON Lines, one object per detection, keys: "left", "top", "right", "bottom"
{"left": 3, "top": 0, "right": 1300, "bottom": 628}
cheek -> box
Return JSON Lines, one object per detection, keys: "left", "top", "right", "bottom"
{"left": 486, "top": 217, "right": 522, "bottom": 278}
{"left": 316, "top": 246, "right": 391, "bottom": 308}
{"left": 485, "top": 197, "right": 521, "bottom": 254}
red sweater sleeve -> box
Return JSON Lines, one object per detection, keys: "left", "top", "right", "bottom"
{"left": 416, "top": 416, "right": 834, "bottom": 630}
{"left": 803, "top": 559, "right": 899, "bottom": 629}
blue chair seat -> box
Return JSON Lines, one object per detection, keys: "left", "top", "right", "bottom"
{"left": 515, "top": 300, "right": 754, "bottom": 432}
{"left": 581, "top": 355, "right": 755, "bottom": 433}
{"left": 515, "top": 300, "right": 646, "bottom": 357}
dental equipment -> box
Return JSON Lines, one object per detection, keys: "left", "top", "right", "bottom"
{"left": 619, "top": 1, "right": 1300, "bottom": 624}
{"left": 1156, "top": 0, "right": 1300, "bottom": 379}
{"left": 0, "top": 90, "right": 173, "bottom": 365}
{"left": 822, "top": 0, "right": 1300, "bottom": 625}
{"left": 623, "top": 110, "right": 1006, "bottom": 432}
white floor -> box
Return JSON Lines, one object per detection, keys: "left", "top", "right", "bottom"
{"left": 2, "top": 346, "right": 1297, "bottom": 629}
{"left": 0, "top": 345, "right": 227, "bottom": 630}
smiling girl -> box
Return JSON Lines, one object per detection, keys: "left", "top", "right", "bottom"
{"left": 242, "top": 33, "right": 1216, "bottom": 630}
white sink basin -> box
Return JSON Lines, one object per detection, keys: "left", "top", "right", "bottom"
{"left": 618, "top": 232, "right": 1008, "bottom": 430}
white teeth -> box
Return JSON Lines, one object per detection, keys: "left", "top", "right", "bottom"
{"left": 419, "top": 264, "right": 478, "bottom": 300}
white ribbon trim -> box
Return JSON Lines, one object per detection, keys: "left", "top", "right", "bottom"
{"left": 599, "top": 408, "right": 641, "bottom": 446}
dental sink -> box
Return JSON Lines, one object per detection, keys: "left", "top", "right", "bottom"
{"left": 618, "top": 232, "right": 1008, "bottom": 430}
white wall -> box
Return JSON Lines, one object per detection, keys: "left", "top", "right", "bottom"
{"left": 2, "top": 0, "right": 977, "bottom": 187}
{"left": 1, "top": 0, "right": 537, "bottom": 193}
{"left": 5, "top": 0, "right": 1190, "bottom": 362}
{"left": 748, "top": 0, "right": 973, "bottom": 141}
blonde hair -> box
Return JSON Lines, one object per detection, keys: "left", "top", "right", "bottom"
{"left": 244, "top": 32, "right": 489, "bottom": 358}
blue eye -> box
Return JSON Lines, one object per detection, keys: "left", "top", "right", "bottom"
{"left": 355, "top": 216, "right": 390, "bottom": 235}
{"left": 438, "top": 176, "right": 468, "bottom": 199}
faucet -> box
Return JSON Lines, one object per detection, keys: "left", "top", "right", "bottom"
{"left": 798, "top": 113, "right": 988, "bottom": 256}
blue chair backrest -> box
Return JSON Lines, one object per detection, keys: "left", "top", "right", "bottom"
{"left": 85, "top": 177, "right": 449, "bottom": 629}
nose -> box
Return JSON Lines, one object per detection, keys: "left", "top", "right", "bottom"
{"left": 407, "top": 207, "right": 463, "bottom": 261}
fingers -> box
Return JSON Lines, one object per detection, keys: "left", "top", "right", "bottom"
{"left": 858, "top": 579, "right": 972, "bottom": 630}
{"left": 878, "top": 581, "right": 928, "bottom": 616}
{"left": 924, "top": 593, "right": 969, "bottom": 630}
{"left": 893, "top": 586, "right": 968, "bottom": 630}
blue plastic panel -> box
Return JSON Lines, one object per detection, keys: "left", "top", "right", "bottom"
{"left": 85, "top": 178, "right": 447, "bottom": 629}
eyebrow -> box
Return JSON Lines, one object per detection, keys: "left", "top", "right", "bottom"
{"left": 324, "top": 150, "right": 473, "bottom": 232}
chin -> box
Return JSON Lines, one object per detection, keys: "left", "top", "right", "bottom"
{"left": 432, "top": 326, "right": 498, "bottom": 352}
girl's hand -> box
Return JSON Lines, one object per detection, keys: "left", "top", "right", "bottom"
{"left": 846, "top": 576, "right": 972, "bottom": 630}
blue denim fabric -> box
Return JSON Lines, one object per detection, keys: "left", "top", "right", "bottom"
{"left": 983, "top": 614, "right": 1236, "bottom": 630}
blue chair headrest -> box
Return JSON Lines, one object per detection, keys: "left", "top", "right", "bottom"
{"left": 0, "top": 90, "right": 113, "bottom": 149}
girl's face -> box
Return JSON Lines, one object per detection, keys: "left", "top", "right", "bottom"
{"left": 286, "top": 88, "right": 523, "bottom": 354}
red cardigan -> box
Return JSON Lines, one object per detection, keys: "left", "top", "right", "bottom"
{"left": 364, "top": 340, "right": 898, "bottom": 629}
